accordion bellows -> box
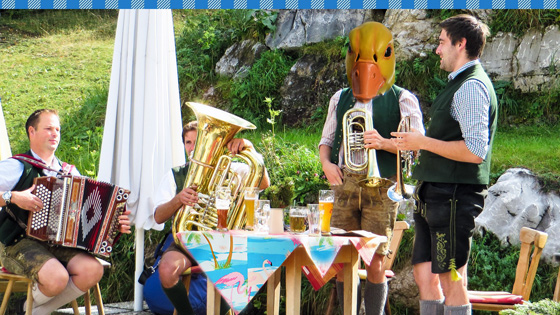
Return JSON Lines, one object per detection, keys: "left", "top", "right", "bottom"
{"left": 28, "top": 176, "right": 130, "bottom": 257}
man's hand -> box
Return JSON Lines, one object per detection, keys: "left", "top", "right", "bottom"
{"left": 118, "top": 209, "right": 132, "bottom": 234}
{"left": 322, "top": 162, "right": 343, "bottom": 186}
{"left": 11, "top": 185, "right": 44, "bottom": 212}
{"left": 364, "top": 129, "right": 391, "bottom": 151}
{"left": 391, "top": 129, "right": 424, "bottom": 151}
{"left": 176, "top": 186, "right": 199, "bottom": 207}
{"left": 227, "top": 138, "right": 253, "bottom": 155}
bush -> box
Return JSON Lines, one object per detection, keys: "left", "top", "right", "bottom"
{"left": 500, "top": 299, "right": 560, "bottom": 315}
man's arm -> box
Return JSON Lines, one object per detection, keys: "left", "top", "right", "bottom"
{"left": 154, "top": 186, "right": 199, "bottom": 224}
{"left": 319, "top": 144, "right": 343, "bottom": 185}
{"left": 227, "top": 138, "right": 270, "bottom": 190}
{"left": 391, "top": 130, "right": 483, "bottom": 164}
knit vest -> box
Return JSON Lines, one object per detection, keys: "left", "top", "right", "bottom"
{"left": 412, "top": 64, "right": 498, "bottom": 185}
{"left": 330, "top": 86, "right": 403, "bottom": 178}
{"left": 0, "top": 155, "right": 43, "bottom": 245}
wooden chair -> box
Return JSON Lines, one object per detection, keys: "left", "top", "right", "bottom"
{"left": 553, "top": 253, "right": 560, "bottom": 302}
{"left": 468, "top": 227, "right": 548, "bottom": 312}
{"left": 325, "top": 220, "right": 410, "bottom": 315}
{"left": 0, "top": 258, "right": 109, "bottom": 315}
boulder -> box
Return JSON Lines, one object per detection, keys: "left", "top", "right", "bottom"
{"left": 389, "top": 264, "right": 420, "bottom": 313}
{"left": 265, "top": 10, "right": 375, "bottom": 50}
{"left": 475, "top": 168, "right": 560, "bottom": 262}
{"left": 383, "top": 10, "right": 438, "bottom": 61}
{"left": 279, "top": 53, "right": 346, "bottom": 126}
{"left": 480, "top": 32, "right": 519, "bottom": 80}
{"left": 215, "top": 39, "right": 268, "bottom": 80}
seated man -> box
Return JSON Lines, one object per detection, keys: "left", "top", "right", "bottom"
{"left": 153, "top": 121, "right": 270, "bottom": 314}
{"left": 0, "top": 109, "right": 131, "bottom": 315}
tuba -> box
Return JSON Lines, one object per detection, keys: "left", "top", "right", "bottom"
{"left": 387, "top": 116, "right": 415, "bottom": 202}
{"left": 342, "top": 108, "right": 383, "bottom": 187}
{"left": 172, "top": 102, "right": 265, "bottom": 245}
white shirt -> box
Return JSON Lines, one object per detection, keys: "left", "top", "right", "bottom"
{"left": 0, "top": 150, "right": 80, "bottom": 191}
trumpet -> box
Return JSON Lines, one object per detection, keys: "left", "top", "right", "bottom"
{"left": 387, "top": 116, "right": 416, "bottom": 202}
{"left": 342, "top": 108, "right": 383, "bottom": 188}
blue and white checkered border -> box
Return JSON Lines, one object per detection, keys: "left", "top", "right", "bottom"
{"left": 1, "top": 0, "right": 558, "bottom": 10}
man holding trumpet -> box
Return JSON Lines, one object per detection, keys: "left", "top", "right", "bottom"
{"left": 319, "top": 22, "right": 424, "bottom": 314}
{"left": 392, "top": 14, "right": 498, "bottom": 315}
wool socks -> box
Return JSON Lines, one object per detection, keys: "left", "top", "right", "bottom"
{"left": 420, "top": 299, "right": 445, "bottom": 315}
{"left": 162, "top": 280, "right": 194, "bottom": 315}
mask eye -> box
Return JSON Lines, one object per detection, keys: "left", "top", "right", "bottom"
{"left": 384, "top": 46, "right": 392, "bottom": 58}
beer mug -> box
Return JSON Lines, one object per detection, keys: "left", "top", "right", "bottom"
{"left": 289, "top": 206, "right": 308, "bottom": 234}
{"left": 318, "top": 190, "right": 334, "bottom": 235}
{"left": 243, "top": 188, "right": 259, "bottom": 231}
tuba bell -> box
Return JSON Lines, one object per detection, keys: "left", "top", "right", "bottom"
{"left": 172, "top": 102, "right": 265, "bottom": 245}
{"left": 387, "top": 116, "right": 415, "bottom": 202}
{"left": 342, "top": 108, "right": 383, "bottom": 187}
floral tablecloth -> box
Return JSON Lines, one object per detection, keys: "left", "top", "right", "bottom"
{"left": 176, "top": 230, "right": 386, "bottom": 314}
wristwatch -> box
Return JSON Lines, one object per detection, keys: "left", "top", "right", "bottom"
{"left": 2, "top": 191, "right": 12, "bottom": 205}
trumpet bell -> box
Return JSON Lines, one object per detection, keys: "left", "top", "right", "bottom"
{"left": 387, "top": 183, "right": 415, "bottom": 202}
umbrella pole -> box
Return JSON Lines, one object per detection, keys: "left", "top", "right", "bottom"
{"left": 134, "top": 228, "right": 145, "bottom": 311}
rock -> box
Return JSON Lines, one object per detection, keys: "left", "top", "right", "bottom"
{"left": 383, "top": 10, "right": 438, "bottom": 61}
{"left": 389, "top": 264, "right": 420, "bottom": 313}
{"left": 480, "top": 32, "right": 518, "bottom": 80}
{"left": 475, "top": 168, "right": 560, "bottom": 262}
{"left": 215, "top": 39, "right": 268, "bottom": 80}
{"left": 279, "top": 53, "right": 346, "bottom": 126}
{"left": 265, "top": 10, "right": 374, "bottom": 50}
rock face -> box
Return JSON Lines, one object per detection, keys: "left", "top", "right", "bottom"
{"left": 279, "top": 53, "right": 346, "bottom": 126}
{"left": 475, "top": 168, "right": 560, "bottom": 262}
{"left": 215, "top": 39, "right": 268, "bottom": 79}
{"left": 383, "top": 10, "right": 438, "bottom": 60}
{"left": 389, "top": 264, "right": 420, "bottom": 313}
{"left": 265, "top": 10, "right": 376, "bottom": 50}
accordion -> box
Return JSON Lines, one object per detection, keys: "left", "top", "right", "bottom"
{"left": 27, "top": 176, "right": 130, "bottom": 257}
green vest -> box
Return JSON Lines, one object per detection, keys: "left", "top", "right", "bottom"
{"left": 171, "top": 163, "right": 190, "bottom": 195}
{"left": 412, "top": 64, "right": 498, "bottom": 185}
{"left": 329, "top": 86, "right": 403, "bottom": 178}
{"left": 0, "top": 159, "right": 42, "bottom": 245}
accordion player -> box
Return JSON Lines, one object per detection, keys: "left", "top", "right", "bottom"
{"left": 27, "top": 175, "right": 130, "bottom": 257}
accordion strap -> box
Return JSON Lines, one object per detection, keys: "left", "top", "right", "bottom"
{"left": 11, "top": 154, "right": 73, "bottom": 176}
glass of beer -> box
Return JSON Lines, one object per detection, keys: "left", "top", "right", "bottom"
{"left": 289, "top": 206, "right": 308, "bottom": 234}
{"left": 215, "top": 186, "right": 232, "bottom": 232}
{"left": 243, "top": 187, "right": 259, "bottom": 231}
{"left": 318, "top": 190, "right": 334, "bottom": 235}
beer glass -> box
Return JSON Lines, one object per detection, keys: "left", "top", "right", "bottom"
{"left": 256, "top": 200, "right": 271, "bottom": 234}
{"left": 215, "top": 186, "right": 232, "bottom": 232}
{"left": 307, "top": 204, "right": 321, "bottom": 236}
{"left": 289, "top": 206, "right": 308, "bottom": 234}
{"left": 243, "top": 188, "right": 259, "bottom": 231}
{"left": 318, "top": 190, "right": 334, "bottom": 235}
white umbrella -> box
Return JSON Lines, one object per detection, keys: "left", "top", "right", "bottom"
{"left": 0, "top": 98, "right": 12, "bottom": 160}
{"left": 98, "top": 9, "right": 185, "bottom": 311}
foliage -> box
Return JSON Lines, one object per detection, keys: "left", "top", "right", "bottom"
{"left": 174, "top": 10, "right": 277, "bottom": 105}
{"left": 500, "top": 299, "right": 560, "bottom": 315}
{"left": 491, "top": 10, "right": 560, "bottom": 36}
{"left": 395, "top": 54, "right": 447, "bottom": 108}
{"left": 229, "top": 50, "right": 295, "bottom": 128}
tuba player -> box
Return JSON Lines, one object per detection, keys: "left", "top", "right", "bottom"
{"left": 319, "top": 22, "right": 424, "bottom": 314}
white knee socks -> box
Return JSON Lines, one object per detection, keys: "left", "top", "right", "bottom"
{"left": 32, "top": 278, "right": 85, "bottom": 315}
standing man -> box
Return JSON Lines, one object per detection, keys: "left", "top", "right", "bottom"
{"left": 393, "top": 14, "right": 497, "bottom": 315}
{"left": 153, "top": 121, "right": 270, "bottom": 315}
{"left": 0, "top": 109, "right": 131, "bottom": 315}
{"left": 319, "top": 22, "right": 424, "bottom": 314}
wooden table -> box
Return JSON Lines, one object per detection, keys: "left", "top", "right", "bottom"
{"left": 176, "top": 230, "right": 386, "bottom": 315}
